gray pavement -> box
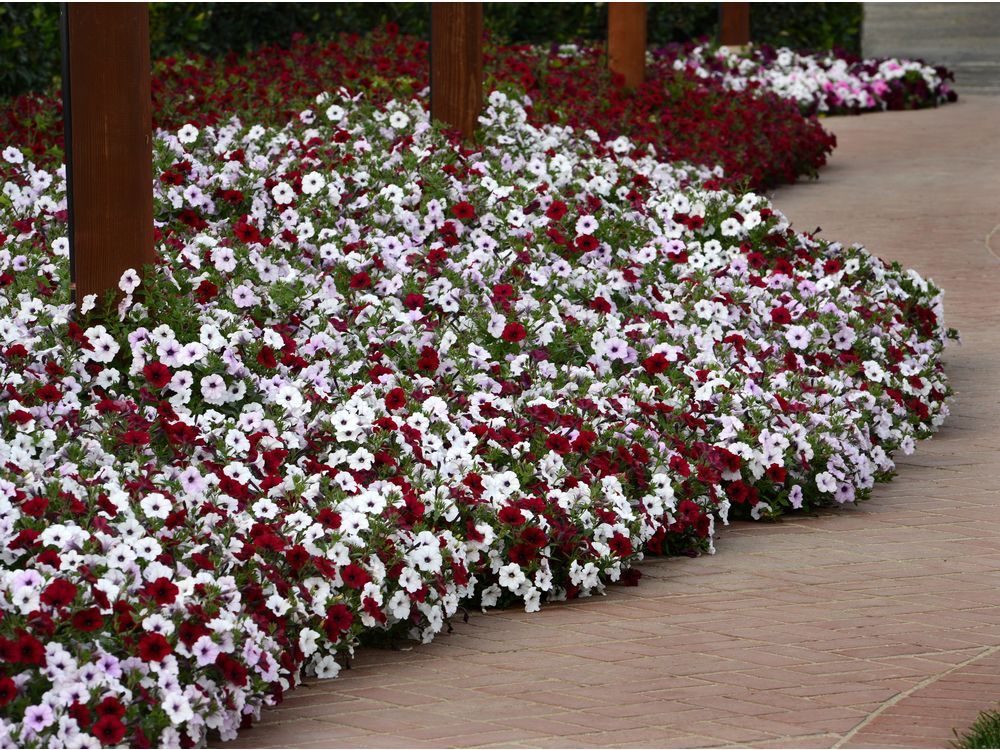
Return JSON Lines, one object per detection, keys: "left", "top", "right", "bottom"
{"left": 864, "top": 2, "right": 1000, "bottom": 93}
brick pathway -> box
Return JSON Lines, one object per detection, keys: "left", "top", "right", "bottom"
{"left": 863, "top": 3, "right": 1000, "bottom": 94}
{"left": 218, "top": 97, "right": 1000, "bottom": 749}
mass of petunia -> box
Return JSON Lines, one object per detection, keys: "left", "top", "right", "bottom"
{"left": 1, "top": 26, "right": 835, "bottom": 190}
{"left": 660, "top": 42, "right": 958, "bottom": 115}
{"left": 0, "top": 84, "right": 951, "bottom": 748}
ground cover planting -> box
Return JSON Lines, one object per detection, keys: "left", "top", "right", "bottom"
{"left": 1, "top": 28, "right": 835, "bottom": 190}
{"left": 0, "top": 73, "right": 954, "bottom": 746}
{"left": 662, "top": 42, "right": 958, "bottom": 115}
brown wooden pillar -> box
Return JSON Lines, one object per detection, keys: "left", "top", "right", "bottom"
{"left": 62, "top": 3, "right": 154, "bottom": 309}
{"left": 430, "top": 2, "right": 483, "bottom": 141}
{"left": 608, "top": 2, "right": 647, "bottom": 89}
{"left": 719, "top": 2, "right": 751, "bottom": 47}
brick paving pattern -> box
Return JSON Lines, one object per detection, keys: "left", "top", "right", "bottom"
{"left": 863, "top": 3, "right": 1000, "bottom": 95}
{"left": 217, "top": 97, "right": 1000, "bottom": 748}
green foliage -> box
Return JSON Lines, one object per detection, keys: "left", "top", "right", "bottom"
{"left": 0, "top": 3, "right": 60, "bottom": 99}
{"left": 0, "top": 2, "right": 863, "bottom": 99}
{"left": 955, "top": 709, "right": 1000, "bottom": 749}
{"left": 750, "top": 3, "right": 862, "bottom": 54}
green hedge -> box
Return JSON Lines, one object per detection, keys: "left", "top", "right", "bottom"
{"left": 0, "top": 2, "right": 862, "bottom": 100}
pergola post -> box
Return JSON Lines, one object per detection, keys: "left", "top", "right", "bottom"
{"left": 608, "top": 2, "right": 647, "bottom": 89}
{"left": 719, "top": 2, "right": 751, "bottom": 48}
{"left": 61, "top": 2, "right": 154, "bottom": 310}
{"left": 430, "top": 2, "right": 483, "bottom": 141}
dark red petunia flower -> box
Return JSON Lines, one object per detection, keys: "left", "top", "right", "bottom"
{"left": 642, "top": 352, "right": 669, "bottom": 375}
{"left": 95, "top": 696, "right": 126, "bottom": 719}
{"left": 416, "top": 346, "right": 439, "bottom": 373}
{"left": 70, "top": 608, "right": 104, "bottom": 632}
{"left": 574, "top": 234, "right": 599, "bottom": 253}
{"left": 21, "top": 495, "right": 48, "bottom": 517}
{"left": 403, "top": 293, "right": 425, "bottom": 310}
{"left": 770, "top": 306, "right": 793, "bottom": 325}
{"left": 317, "top": 508, "right": 341, "bottom": 529}
{"left": 450, "top": 201, "right": 475, "bottom": 220}
{"left": 40, "top": 578, "right": 78, "bottom": 608}
{"left": 256, "top": 346, "right": 277, "bottom": 369}
{"left": 144, "top": 577, "right": 179, "bottom": 605}
{"left": 520, "top": 526, "right": 547, "bottom": 548}
{"left": 545, "top": 433, "right": 572, "bottom": 455}
{"left": 120, "top": 430, "right": 151, "bottom": 446}
{"left": 340, "top": 563, "right": 371, "bottom": 590}
{"left": 34, "top": 384, "right": 62, "bottom": 403}
{"left": 137, "top": 632, "right": 172, "bottom": 662}
{"left": 92, "top": 715, "right": 126, "bottom": 746}
{"left": 0, "top": 677, "right": 14, "bottom": 707}
{"left": 498, "top": 506, "right": 525, "bottom": 525}
{"left": 68, "top": 702, "right": 91, "bottom": 729}
{"left": 142, "top": 361, "right": 172, "bottom": 389}
{"left": 384, "top": 387, "right": 406, "bottom": 411}
{"left": 15, "top": 633, "right": 46, "bottom": 665}
{"left": 501, "top": 322, "right": 527, "bottom": 343}
{"left": 349, "top": 271, "right": 371, "bottom": 289}
{"left": 545, "top": 200, "right": 568, "bottom": 221}
{"left": 324, "top": 603, "right": 354, "bottom": 638}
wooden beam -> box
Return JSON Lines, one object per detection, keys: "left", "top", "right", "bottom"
{"left": 430, "top": 2, "right": 483, "bottom": 141}
{"left": 608, "top": 2, "right": 647, "bottom": 89}
{"left": 719, "top": 2, "right": 751, "bottom": 48}
{"left": 62, "top": 2, "right": 154, "bottom": 310}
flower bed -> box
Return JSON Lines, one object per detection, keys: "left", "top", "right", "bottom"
{"left": 660, "top": 42, "right": 958, "bottom": 115}
{"left": 1, "top": 28, "right": 835, "bottom": 190}
{"left": 0, "top": 83, "right": 951, "bottom": 746}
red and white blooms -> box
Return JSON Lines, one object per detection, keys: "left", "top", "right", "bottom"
{"left": 663, "top": 42, "right": 958, "bottom": 114}
{"left": 0, "top": 85, "right": 951, "bottom": 747}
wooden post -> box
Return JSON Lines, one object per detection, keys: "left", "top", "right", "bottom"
{"left": 608, "top": 3, "right": 647, "bottom": 89}
{"left": 430, "top": 2, "right": 483, "bottom": 141}
{"left": 719, "top": 2, "right": 751, "bottom": 48}
{"left": 62, "top": 3, "right": 154, "bottom": 309}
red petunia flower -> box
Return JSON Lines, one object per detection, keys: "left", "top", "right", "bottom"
{"left": 21, "top": 495, "right": 48, "bottom": 517}
{"left": 416, "top": 346, "right": 439, "bottom": 373}
{"left": 501, "top": 322, "right": 527, "bottom": 343}
{"left": 144, "top": 577, "right": 179, "bottom": 605}
{"left": 34, "top": 384, "right": 62, "bottom": 403}
{"left": 136, "top": 632, "right": 172, "bottom": 662}
{"left": 324, "top": 603, "right": 354, "bottom": 638}
{"left": 70, "top": 607, "right": 104, "bottom": 632}
{"left": 642, "top": 352, "right": 669, "bottom": 375}
{"left": 545, "top": 433, "right": 572, "bottom": 455}
{"left": 256, "top": 346, "right": 277, "bottom": 369}
{"left": 92, "top": 715, "right": 126, "bottom": 746}
{"left": 120, "top": 430, "right": 151, "bottom": 446}
{"left": 349, "top": 271, "right": 371, "bottom": 289}
{"left": 142, "top": 361, "right": 172, "bottom": 389}
{"left": 40, "top": 578, "right": 78, "bottom": 608}
{"left": 0, "top": 677, "right": 17, "bottom": 707}
{"left": 403, "top": 292, "right": 425, "bottom": 310}
{"left": 215, "top": 653, "right": 248, "bottom": 686}
{"left": 95, "top": 696, "right": 126, "bottom": 719}
{"left": 340, "top": 563, "right": 371, "bottom": 589}
{"left": 498, "top": 506, "right": 525, "bottom": 525}
{"left": 14, "top": 633, "right": 45, "bottom": 665}
{"left": 450, "top": 201, "right": 475, "bottom": 220}
{"left": 374, "top": 385, "right": 405, "bottom": 412}
{"left": 520, "top": 526, "right": 547, "bottom": 548}
{"left": 770, "top": 306, "right": 792, "bottom": 325}
{"left": 317, "top": 508, "right": 341, "bottom": 529}
{"left": 545, "top": 200, "right": 568, "bottom": 221}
